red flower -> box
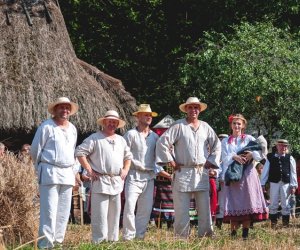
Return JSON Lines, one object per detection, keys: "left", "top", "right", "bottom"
{"left": 228, "top": 114, "right": 234, "bottom": 123}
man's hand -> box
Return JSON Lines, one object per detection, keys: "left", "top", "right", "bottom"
{"left": 120, "top": 168, "right": 129, "bottom": 180}
{"left": 81, "top": 174, "right": 91, "bottom": 182}
{"left": 204, "top": 161, "right": 216, "bottom": 169}
{"left": 209, "top": 169, "right": 217, "bottom": 177}
{"left": 88, "top": 169, "right": 100, "bottom": 181}
{"left": 75, "top": 173, "right": 82, "bottom": 186}
{"left": 168, "top": 160, "right": 183, "bottom": 172}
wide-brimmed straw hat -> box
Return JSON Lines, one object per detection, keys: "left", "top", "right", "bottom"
{"left": 132, "top": 104, "right": 158, "bottom": 117}
{"left": 97, "top": 110, "right": 126, "bottom": 128}
{"left": 276, "top": 139, "right": 289, "bottom": 146}
{"left": 48, "top": 97, "right": 79, "bottom": 116}
{"left": 179, "top": 97, "right": 207, "bottom": 113}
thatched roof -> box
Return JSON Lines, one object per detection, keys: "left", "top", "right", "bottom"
{"left": 0, "top": 0, "right": 137, "bottom": 141}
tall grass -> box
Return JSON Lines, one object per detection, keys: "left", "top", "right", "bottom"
{"left": 63, "top": 219, "right": 300, "bottom": 249}
{"left": 1, "top": 152, "right": 300, "bottom": 249}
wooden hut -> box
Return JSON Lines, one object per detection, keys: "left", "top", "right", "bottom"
{"left": 0, "top": 0, "right": 137, "bottom": 151}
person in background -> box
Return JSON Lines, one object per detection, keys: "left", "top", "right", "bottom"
{"left": 80, "top": 168, "right": 92, "bottom": 224}
{"left": 255, "top": 160, "right": 270, "bottom": 205}
{"left": 17, "top": 144, "right": 33, "bottom": 165}
{"left": 31, "top": 97, "right": 79, "bottom": 249}
{"left": 75, "top": 110, "right": 132, "bottom": 243}
{"left": 156, "top": 97, "right": 221, "bottom": 238}
{"left": 255, "top": 161, "right": 264, "bottom": 176}
{"left": 261, "top": 139, "right": 297, "bottom": 228}
{"left": 222, "top": 114, "right": 268, "bottom": 240}
{"left": 0, "top": 143, "right": 6, "bottom": 157}
{"left": 122, "top": 104, "right": 159, "bottom": 241}
{"left": 152, "top": 163, "right": 174, "bottom": 229}
{"left": 215, "top": 133, "right": 228, "bottom": 229}
{"left": 294, "top": 158, "right": 300, "bottom": 217}
{"left": 69, "top": 160, "right": 82, "bottom": 224}
{"left": 152, "top": 115, "right": 176, "bottom": 229}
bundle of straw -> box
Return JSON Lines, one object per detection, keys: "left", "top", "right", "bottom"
{"left": 0, "top": 152, "right": 39, "bottom": 247}
{"left": 0, "top": 228, "right": 5, "bottom": 250}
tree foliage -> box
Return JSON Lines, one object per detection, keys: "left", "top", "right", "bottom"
{"left": 59, "top": 1, "right": 300, "bottom": 153}
{"left": 60, "top": 1, "right": 300, "bottom": 118}
{"left": 180, "top": 22, "right": 300, "bottom": 153}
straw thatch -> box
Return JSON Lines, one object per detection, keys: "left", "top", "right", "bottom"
{"left": 0, "top": 0, "right": 137, "bottom": 148}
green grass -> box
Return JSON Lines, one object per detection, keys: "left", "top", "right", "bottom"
{"left": 60, "top": 219, "right": 300, "bottom": 250}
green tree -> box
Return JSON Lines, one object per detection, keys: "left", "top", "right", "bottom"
{"left": 60, "top": 1, "right": 300, "bottom": 121}
{"left": 180, "top": 21, "right": 300, "bottom": 153}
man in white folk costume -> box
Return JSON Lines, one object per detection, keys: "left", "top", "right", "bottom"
{"left": 156, "top": 97, "right": 221, "bottom": 238}
{"left": 75, "top": 110, "right": 132, "bottom": 243}
{"left": 31, "top": 97, "right": 79, "bottom": 248}
{"left": 122, "top": 104, "right": 159, "bottom": 240}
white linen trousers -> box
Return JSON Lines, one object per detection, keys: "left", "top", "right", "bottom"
{"left": 38, "top": 184, "right": 73, "bottom": 249}
{"left": 173, "top": 189, "right": 213, "bottom": 238}
{"left": 122, "top": 178, "right": 154, "bottom": 240}
{"left": 269, "top": 181, "right": 291, "bottom": 215}
{"left": 91, "top": 192, "right": 121, "bottom": 243}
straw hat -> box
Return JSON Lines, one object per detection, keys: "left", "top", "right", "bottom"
{"left": 132, "top": 104, "right": 158, "bottom": 117}
{"left": 179, "top": 97, "right": 207, "bottom": 113}
{"left": 97, "top": 110, "right": 126, "bottom": 128}
{"left": 276, "top": 139, "right": 289, "bottom": 145}
{"left": 48, "top": 97, "right": 78, "bottom": 116}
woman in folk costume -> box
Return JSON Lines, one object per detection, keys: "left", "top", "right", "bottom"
{"left": 221, "top": 114, "right": 268, "bottom": 240}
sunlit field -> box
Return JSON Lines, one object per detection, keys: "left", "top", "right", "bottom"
{"left": 1, "top": 152, "right": 299, "bottom": 249}
{"left": 59, "top": 218, "right": 300, "bottom": 250}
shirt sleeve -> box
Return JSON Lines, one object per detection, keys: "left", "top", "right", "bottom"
{"left": 123, "top": 131, "right": 132, "bottom": 148}
{"left": 260, "top": 159, "right": 270, "bottom": 186}
{"left": 30, "top": 123, "right": 49, "bottom": 170}
{"left": 221, "top": 139, "right": 235, "bottom": 169}
{"left": 123, "top": 131, "right": 141, "bottom": 168}
{"left": 155, "top": 125, "right": 179, "bottom": 165}
{"left": 123, "top": 141, "right": 133, "bottom": 161}
{"left": 75, "top": 136, "right": 95, "bottom": 157}
{"left": 206, "top": 125, "right": 221, "bottom": 168}
{"left": 249, "top": 135, "right": 264, "bottom": 162}
{"left": 290, "top": 156, "right": 298, "bottom": 188}
{"left": 154, "top": 165, "right": 164, "bottom": 174}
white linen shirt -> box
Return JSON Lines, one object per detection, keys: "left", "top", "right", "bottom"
{"left": 30, "top": 119, "right": 77, "bottom": 186}
{"left": 75, "top": 131, "right": 132, "bottom": 195}
{"left": 260, "top": 153, "right": 297, "bottom": 187}
{"left": 156, "top": 119, "right": 221, "bottom": 192}
{"left": 123, "top": 128, "right": 158, "bottom": 181}
{"left": 220, "top": 134, "right": 263, "bottom": 181}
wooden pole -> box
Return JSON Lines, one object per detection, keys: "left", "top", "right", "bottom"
{"left": 80, "top": 193, "right": 84, "bottom": 226}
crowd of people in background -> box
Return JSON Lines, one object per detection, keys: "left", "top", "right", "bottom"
{"left": 1, "top": 96, "right": 299, "bottom": 248}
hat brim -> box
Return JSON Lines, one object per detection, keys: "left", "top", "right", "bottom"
{"left": 132, "top": 111, "right": 158, "bottom": 117}
{"left": 97, "top": 117, "right": 126, "bottom": 128}
{"left": 276, "top": 141, "right": 290, "bottom": 146}
{"left": 48, "top": 102, "right": 79, "bottom": 116}
{"left": 179, "top": 102, "right": 207, "bottom": 113}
